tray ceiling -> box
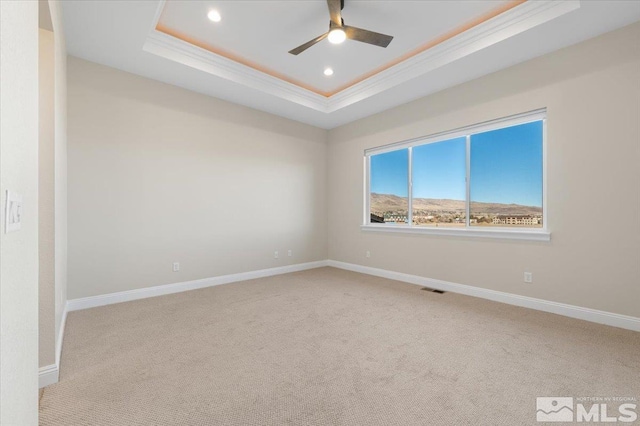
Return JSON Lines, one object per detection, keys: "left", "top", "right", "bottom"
{"left": 61, "top": 0, "right": 640, "bottom": 128}
{"left": 154, "top": 0, "right": 521, "bottom": 96}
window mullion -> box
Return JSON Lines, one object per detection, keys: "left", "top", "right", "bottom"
{"left": 407, "top": 147, "right": 413, "bottom": 226}
{"left": 364, "top": 156, "right": 371, "bottom": 225}
{"left": 465, "top": 135, "right": 471, "bottom": 228}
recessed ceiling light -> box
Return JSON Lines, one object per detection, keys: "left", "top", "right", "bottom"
{"left": 324, "top": 68, "right": 334, "bottom": 76}
{"left": 327, "top": 29, "right": 346, "bottom": 44}
{"left": 207, "top": 10, "right": 221, "bottom": 23}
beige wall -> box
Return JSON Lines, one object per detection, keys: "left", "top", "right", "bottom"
{"left": 38, "top": 0, "right": 68, "bottom": 375}
{"left": 328, "top": 22, "right": 640, "bottom": 318}
{"left": 52, "top": 0, "right": 68, "bottom": 365}
{"left": 67, "top": 57, "right": 328, "bottom": 299}
{"left": 0, "top": 0, "right": 40, "bottom": 423}
{"left": 39, "top": 28, "right": 56, "bottom": 368}
{"left": 67, "top": 23, "right": 639, "bottom": 320}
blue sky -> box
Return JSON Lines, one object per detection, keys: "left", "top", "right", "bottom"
{"left": 413, "top": 137, "right": 466, "bottom": 200}
{"left": 470, "top": 121, "right": 542, "bottom": 207}
{"left": 370, "top": 149, "right": 408, "bottom": 196}
{"left": 370, "top": 120, "right": 543, "bottom": 207}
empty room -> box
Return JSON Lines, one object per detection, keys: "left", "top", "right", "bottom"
{"left": 1, "top": 0, "right": 639, "bottom": 425}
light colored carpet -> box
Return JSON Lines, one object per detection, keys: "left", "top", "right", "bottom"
{"left": 39, "top": 267, "right": 640, "bottom": 425}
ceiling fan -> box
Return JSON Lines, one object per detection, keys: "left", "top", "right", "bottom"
{"left": 288, "top": 0, "right": 394, "bottom": 55}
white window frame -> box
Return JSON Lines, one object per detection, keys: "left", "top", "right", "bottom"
{"left": 362, "top": 109, "right": 550, "bottom": 242}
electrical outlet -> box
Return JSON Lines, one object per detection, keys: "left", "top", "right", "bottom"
{"left": 274, "top": 251, "right": 279, "bottom": 259}
{"left": 366, "top": 251, "right": 371, "bottom": 258}
{"left": 287, "top": 250, "right": 292, "bottom": 257}
{"left": 524, "top": 272, "right": 533, "bottom": 283}
{"left": 173, "top": 262, "right": 180, "bottom": 272}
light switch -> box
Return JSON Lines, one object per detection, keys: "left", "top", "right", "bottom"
{"left": 5, "top": 191, "right": 23, "bottom": 233}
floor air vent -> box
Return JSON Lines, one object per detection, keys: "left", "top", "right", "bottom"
{"left": 420, "top": 287, "right": 445, "bottom": 294}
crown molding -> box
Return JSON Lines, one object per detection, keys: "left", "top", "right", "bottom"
{"left": 143, "top": 0, "right": 580, "bottom": 114}
{"left": 143, "top": 29, "right": 329, "bottom": 112}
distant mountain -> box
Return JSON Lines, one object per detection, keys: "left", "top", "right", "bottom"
{"left": 370, "top": 193, "right": 542, "bottom": 215}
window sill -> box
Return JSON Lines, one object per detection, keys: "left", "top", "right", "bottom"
{"left": 360, "top": 224, "right": 551, "bottom": 242}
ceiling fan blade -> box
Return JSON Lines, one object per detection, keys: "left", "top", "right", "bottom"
{"left": 327, "top": 0, "right": 343, "bottom": 27}
{"left": 288, "top": 32, "right": 328, "bottom": 55}
{"left": 344, "top": 25, "right": 393, "bottom": 48}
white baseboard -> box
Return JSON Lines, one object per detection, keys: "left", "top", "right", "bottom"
{"left": 44, "top": 262, "right": 328, "bottom": 386}
{"left": 67, "top": 260, "right": 330, "bottom": 312}
{"left": 40, "top": 303, "right": 69, "bottom": 389}
{"left": 42, "top": 259, "right": 637, "bottom": 389}
{"left": 39, "top": 364, "right": 59, "bottom": 389}
{"left": 56, "top": 305, "right": 68, "bottom": 367}
{"left": 63, "top": 258, "right": 639, "bottom": 333}
{"left": 328, "top": 260, "right": 640, "bottom": 332}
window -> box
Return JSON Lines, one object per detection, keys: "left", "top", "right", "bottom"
{"left": 364, "top": 110, "right": 547, "bottom": 240}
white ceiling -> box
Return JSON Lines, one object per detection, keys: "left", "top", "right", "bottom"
{"left": 61, "top": 1, "right": 640, "bottom": 129}
{"left": 157, "top": 1, "right": 508, "bottom": 94}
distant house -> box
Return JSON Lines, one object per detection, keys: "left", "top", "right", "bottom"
{"left": 492, "top": 215, "right": 541, "bottom": 226}
{"left": 386, "top": 214, "right": 408, "bottom": 223}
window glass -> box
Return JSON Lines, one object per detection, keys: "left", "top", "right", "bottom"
{"left": 412, "top": 138, "right": 466, "bottom": 227}
{"left": 469, "top": 121, "right": 543, "bottom": 227}
{"left": 370, "top": 149, "right": 409, "bottom": 224}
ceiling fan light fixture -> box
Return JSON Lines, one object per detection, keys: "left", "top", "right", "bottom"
{"left": 327, "top": 28, "right": 346, "bottom": 44}
{"left": 288, "top": 0, "right": 393, "bottom": 55}
{"left": 207, "top": 10, "right": 221, "bottom": 22}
